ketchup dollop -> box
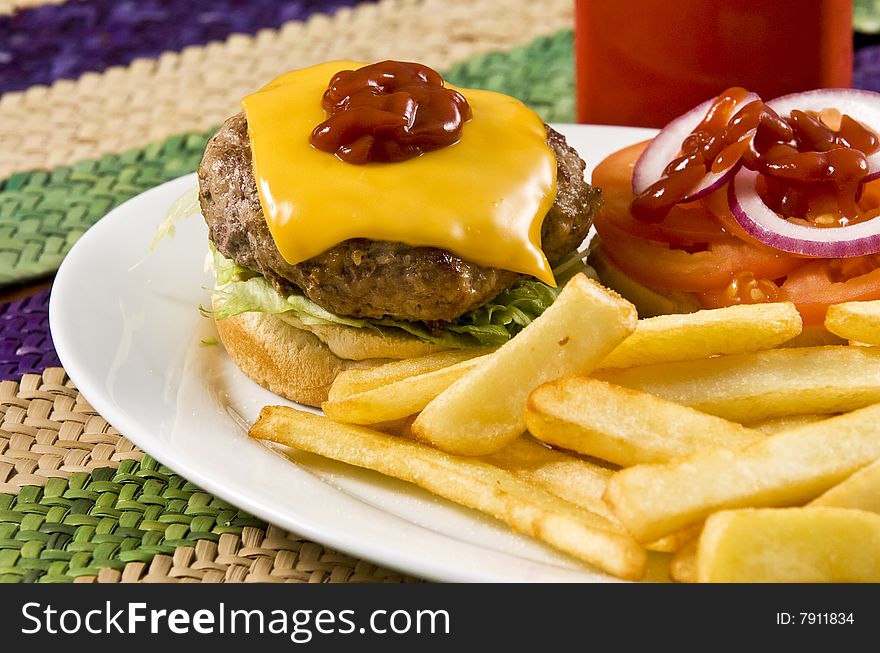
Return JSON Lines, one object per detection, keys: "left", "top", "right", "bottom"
{"left": 753, "top": 109, "right": 879, "bottom": 226}
{"left": 309, "top": 60, "right": 472, "bottom": 164}
{"left": 631, "top": 87, "right": 759, "bottom": 221}
{"left": 631, "top": 88, "right": 880, "bottom": 227}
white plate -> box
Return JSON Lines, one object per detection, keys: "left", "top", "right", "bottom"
{"left": 50, "top": 124, "right": 659, "bottom": 583}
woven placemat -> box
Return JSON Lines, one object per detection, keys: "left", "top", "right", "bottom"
{"left": 0, "top": 129, "right": 215, "bottom": 284}
{"left": 0, "top": 0, "right": 578, "bottom": 584}
{"left": 0, "top": 366, "right": 422, "bottom": 583}
{"left": 857, "top": 0, "right": 880, "bottom": 33}
{"left": 0, "top": 29, "right": 575, "bottom": 286}
{"left": 0, "top": 283, "right": 420, "bottom": 583}
{"left": 0, "top": 288, "right": 59, "bottom": 380}
{"left": 0, "top": 0, "right": 573, "bottom": 179}
{"left": 0, "top": 0, "right": 370, "bottom": 94}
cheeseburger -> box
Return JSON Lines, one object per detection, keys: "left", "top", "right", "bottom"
{"left": 198, "top": 60, "right": 600, "bottom": 406}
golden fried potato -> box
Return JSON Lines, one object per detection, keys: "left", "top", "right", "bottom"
{"left": 322, "top": 354, "right": 488, "bottom": 424}
{"left": 825, "top": 300, "right": 880, "bottom": 345}
{"left": 525, "top": 377, "right": 761, "bottom": 466}
{"left": 251, "top": 406, "right": 647, "bottom": 580}
{"left": 810, "top": 458, "right": 880, "bottom": 514}
{"left": 598, "top": 302, "right": 801, "bottom": 370}
{"left": 644, "top": 524, "right": 702, "bottom": 555}
{"left": 744, "top": 413, "right": 831, "bottom": 434}
{"left": 411, "top": 274, "right": 637, "bottom": 456}
{"left": 604, "top": 402, "right": 880, "bottom": 542}
{"left": 697, "top": 507, "right": 880, "bottom": 582}
{"left": 594, "top": 345, "right": 880, "bottom": 423}
{"left": 479, "top": 435, "right": 617, "bottom": 521}
{"left": 328, "top": 348, "right": 492, "bottom": 400}
{"left": 668, "top": 537, "right": 698, "bottom": 583}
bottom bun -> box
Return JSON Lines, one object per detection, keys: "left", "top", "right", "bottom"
{"left": 588, "top": 245, "right": 701, "bottom": 318}
{"left": 214, "top": 310, "right": 391, "bottom": 407}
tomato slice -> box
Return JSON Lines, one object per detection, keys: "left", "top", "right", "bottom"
{"left": 592, "top": 141, "right": 730, "bottom": 246}
{"left": 701, "top": 184, "right": 783, "bottom": 249}
{"left": 777, "top": 256, "right": 880, "bottom": 327}
{"left": 696, "top": 255, "right": 880, "bottom": 327}
{"left": 595, "top": 217, "right": 805, "bottom": 292}
{"left": 593, "top": 139, "right": 880, "bottom": 327}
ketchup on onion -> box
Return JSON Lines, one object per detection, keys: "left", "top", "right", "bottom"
{"left": 632, "top": 87, "right": 880, "bottom": 229}
{"left": 631, "top": 87, "right": 759, "bottom": 222}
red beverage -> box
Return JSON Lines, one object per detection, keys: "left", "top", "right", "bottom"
{"left": 575, "top": 0, "right": 854, "bottom": 128}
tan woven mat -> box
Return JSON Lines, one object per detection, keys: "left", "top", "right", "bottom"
{"left": 0, "top": 0, "right": 577, "bottom": 583}
{"left": 0, "top": 368, "right": 423, "bottom": 583}
{"left": 0, "top": 0, "right": 573, "bottom": 178}
{"left": 0, "top": 0, "right": 65, "bottom": 14}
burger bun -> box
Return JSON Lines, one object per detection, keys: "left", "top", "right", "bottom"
{"left": 214, "top": 309, "right": 384, "bottom": 407}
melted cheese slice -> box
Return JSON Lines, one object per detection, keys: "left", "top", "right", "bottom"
{"left": 242, "top": 60, "right": 558, "bottom": 285}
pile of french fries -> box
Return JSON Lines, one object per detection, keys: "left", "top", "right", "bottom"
{"left": 249, "top": 273, "right": 880, "bottom": 582}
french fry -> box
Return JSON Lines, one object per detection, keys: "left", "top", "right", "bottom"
{"left": 744, "top": 413, "right": 831, "bottom": 434}
{"left": 479, "top": 436, "right": 617, "bottom": 522}
{"left": 598, "top": 302, "right": 802, "bottom": 370}
{"left": 697, "top": 507, "right": 880, "bottom": 582}
{"left": 810, "top": 458, "right": 880, "bottom": 514}
{"left": 668, "top": 537, "right": 698, "bottom": 583}
{"left": 250, "top": 406, "right": 647, "bottom": 580}
{"left": 322, "top": 354, "right": 489, "bottom": 424}
{"left": 525, "top": 377, "right": 762, "bottom": 466}
{"left": 594, "top": 345, "right": 880, "bottom": 423}
{"left": 367, "top": 418, "right": 410, "bottom": 435}
{"left": 411, "top": 274, "right": 638, "bottom": 456}
{"left": 403, "top": 423, "right": 622, "bottom": 527}
{"left": 825, "top": 300, "right": 880, "bottom": 345}
{"left": 327, "top": 348, "right": 492, "bottom": 400}
{"left": 645, "top": 524, "right": 703, "bottom": 554}
{"left": 604, "top": 402, "right": 880, "bottom": 543}
{"left": 480, "top": 435, "right": 681, "bottom": 552}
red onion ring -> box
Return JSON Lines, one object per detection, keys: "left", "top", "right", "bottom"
{"left": 632, "top": 91, "right": 761, "bottom": 200}
{"left": 767, "top": 88, "right": 880, "bottom": 181}
{"left": 729, "top": 167, "right": 880, "bottom": 258}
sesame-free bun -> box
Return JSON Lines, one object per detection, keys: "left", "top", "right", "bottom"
{"left": 214, "top": 310, "right": 380, "bottom": 407}
{"left": 212, "top": 299, "right": 449, "bottom": 407}
{"left": 587, "top": 245, "right": 701, "bottom": 318}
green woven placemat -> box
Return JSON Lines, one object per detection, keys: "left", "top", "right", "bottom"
{"left": 1, "top": 459, "right": 257, "bottom": 583}
{"left": 0, "top": 368, "right": 421, "bottom": 583}
{"left": 856, "top": 0, "right": 880, "bottom": 33}
{"left": 444, "top": 31, "right": 575, "bottom": 123}
{"left": 0, "top": 18, "right": 577, "bottom": 582}
{"left": 0, "top": 130, "right": 215, "bottom": 285}
{"left": 0, "top": 29, "right": 575, "bottom": 286}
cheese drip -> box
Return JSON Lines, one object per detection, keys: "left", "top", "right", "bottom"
{"left": 243, "top": 60, "right": 558, "bottom": 285}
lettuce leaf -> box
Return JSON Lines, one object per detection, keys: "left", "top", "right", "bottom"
{"left": 206, "top": 246, "right": 594, "bottom": 348}
{"left": 151, "top": 186, "right": 200, "bottom": 251}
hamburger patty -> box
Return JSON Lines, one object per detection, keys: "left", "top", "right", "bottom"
{"left": 198, "top": 112, "right": 600, "bottom": 322}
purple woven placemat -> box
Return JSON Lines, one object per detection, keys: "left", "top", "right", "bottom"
{"left": 0, "top": 0, "right": 374, "bottom": 94}
{"left": 0, "top": 288, "right": 60, "bottom": 381}
{"left": 854, "top": 44, "right": 880, "bottom": 91}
